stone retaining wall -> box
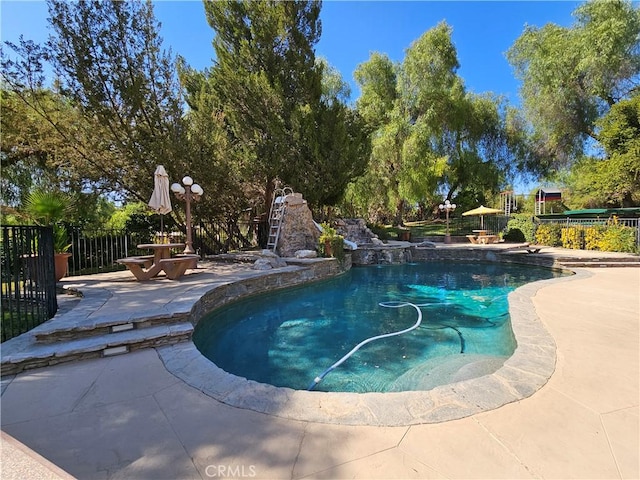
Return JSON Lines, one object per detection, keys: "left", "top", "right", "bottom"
{"left": 410, "top": 246, "right": 558, "bottom": 268}
{"left": 351, "top": 244, "right": 413, "bottom": 265}
{"left": 189, "top": 257, "right": 346, "bottom": 327}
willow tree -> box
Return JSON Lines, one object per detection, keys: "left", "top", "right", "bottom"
{"left": 565, "top": 95, "right": 640, "bottom": 207}
{"left": 507, "top": 0, "right": 640, "bottom": 166}
{"left": 344, "top": 53, "right": 400, "bottom": 221}
{"left": 350, "top": 22, "right": 526, "bottom": 224}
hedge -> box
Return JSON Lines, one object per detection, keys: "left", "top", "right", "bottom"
{"left": 535, "top": 223, "right": 637, "bottom": 253}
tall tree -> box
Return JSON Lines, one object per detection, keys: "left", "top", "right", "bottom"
{"left": 293, "top": 59, "right": 371, "bottom": 208}
{"left": 204, "top": 0, "right": 324, "bottom": 212}
{"left": 177, "top": 58, "right": 257, "bottom": 247}
{"left": 507, "top": 0, "right": 640, "bottom": 165}
{"left": 565, "top": 94, "right": 640, "bottom": 207}
{"left": 1, "top": 0, "right": 190, "bottom": 206}
{"left": 349, "top": 23, "right": 525, "bottom": 224}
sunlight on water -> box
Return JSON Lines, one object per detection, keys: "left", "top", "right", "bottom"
{"left": 193, "top": 262, "right": 564, "bottom": 392}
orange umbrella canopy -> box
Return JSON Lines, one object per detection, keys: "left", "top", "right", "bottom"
{"left": 461, "top": 205, "right": 503, "bottom": 229}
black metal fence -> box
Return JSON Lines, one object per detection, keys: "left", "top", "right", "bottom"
{"left": 1, "top": 226, "right": 58, "bottom": 342}
{"left": 447, "top": 215, "right": 511, "bottom": 236}
{"left": 538, "top": 217, "right": 640, "bottom": 248}
{"left": 68, "top": 227, "right": 152, "bottom": 276}
{"left": 65, "top": 218, "right": 256, "bottom": 277}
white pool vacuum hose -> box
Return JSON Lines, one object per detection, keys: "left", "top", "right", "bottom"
{"left": 307, "top": 301, "right": 429, "bottom": 391}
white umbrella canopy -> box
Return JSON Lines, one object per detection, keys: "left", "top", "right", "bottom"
{"left": 148, "top": 165, "right": 172, "bottom": 215}
{"left": 148, "top": 165, "right": 172, "bottom": 237}
{"left": 461, "top": 205, "right": 503, "bottom": 229}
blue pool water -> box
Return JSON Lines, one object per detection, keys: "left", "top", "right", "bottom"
{"left": 193, "top": 262, "right": 564, "bottom": 393}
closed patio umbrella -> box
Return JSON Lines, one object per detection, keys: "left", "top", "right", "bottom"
{"left": 461, "top": 205, "right": 503, "bottom": 229}
{"left": 148, "top": 165, "right": 172, "bottom": 236}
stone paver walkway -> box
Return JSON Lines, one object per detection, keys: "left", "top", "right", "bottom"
{"left": 1, "top": 261, "right": 638, "bottom": 479}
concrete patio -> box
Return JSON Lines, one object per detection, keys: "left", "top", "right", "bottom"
{"left": 1, "top": 248, "right": 638, "bottom": 479}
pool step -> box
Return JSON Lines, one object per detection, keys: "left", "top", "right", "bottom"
{"left": 388, "top": 354, "right": 507, "bottom": 392}
{"left": 33, "top": 313, "right": 190, "bottom": 344}
{"left": 1, "top": 322, "right": 193, "bottom": 377}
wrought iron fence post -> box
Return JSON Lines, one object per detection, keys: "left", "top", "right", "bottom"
{"left": 1, "top": 225, "right": 57, "bottom": 342}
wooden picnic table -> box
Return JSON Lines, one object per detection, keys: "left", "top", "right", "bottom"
{"left": 477, "top": 234, "right": 499, "bottom": 245}
{"left": 137, "top": 243, "right": 185, "bottom": 264}
{"left": 117, "top": 243, "right": 198, "bottom": 281}
{"left": 467, "top": 230, "right": 499, "bottom": 244}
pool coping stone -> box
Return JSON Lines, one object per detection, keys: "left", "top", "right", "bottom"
{"left": 157, "top": 266, "right": 590, "bottom": 426}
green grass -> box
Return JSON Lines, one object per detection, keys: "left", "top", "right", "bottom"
{"left": 2, "top": 280, "right": 28, "bottom": 295}
{"left": 1, "top": 308, "right": 39, "bottom": 342}
{"left": 376, "top": 221, "right": 448, "bottom": 239}
{"left": 403, "top": 221, "right": 448, "bottom": 236}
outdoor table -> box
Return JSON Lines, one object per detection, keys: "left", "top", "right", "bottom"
{"left": 137, "top": 243, "right": 185, "bottom": 265}
{"left": 117, "top": 243, "right": 191, "bottom": 281}
{"left": 471, "top": 230, "right": 499, "bottom": 245}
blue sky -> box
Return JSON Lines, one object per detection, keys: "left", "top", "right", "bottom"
{"left": 2, "top": 0, "right": 581, "bottom": 105}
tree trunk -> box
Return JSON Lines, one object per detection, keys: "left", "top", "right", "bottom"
{"left": 394, "top": 198, "right": 405, "bottom": 226}
{"left": 259, "top": 177, "right": 276, "bottom": 249}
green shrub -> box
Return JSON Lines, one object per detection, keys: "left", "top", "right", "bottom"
{"left": 503, "top": 214, "right": 535, "bottom": 243}
{"left": 535, "top": 222, "right": 637, "bottom": 252}
{"left": 561, "top": 226, "right": 584, "bottom": 249}
{"left": 503, "top": 227, "right": 526, "bottom": 242}
{"left": 318, "top": 223, "right": 345, "bottom": 261}
{"left": 535, "top": 223, "right": 562, "bottom": 246}
{"left": 584, "top": 226, "right": 605, "bottom": 250}
{"left": 599, "top": 225, "right": 637, "bottom": 253}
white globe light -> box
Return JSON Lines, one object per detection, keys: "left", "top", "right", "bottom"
{"left": 182, "top": 176, "right": 193, "bottom": 186}
{"left": 452, "top": 204, "right": 457, "bottom": 209}
{"left": 191, "top": 184, "right": 203, "bottom": 195}
{"left": 439, "top": 204, "right": 444, "bottom": 210}
{"left": 171, "top": 183, "right": 182, "bottom": 193}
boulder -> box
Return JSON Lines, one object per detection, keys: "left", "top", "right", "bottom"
{"left": 253, "top": 258, "right": 273, "bottom": 270}
{"left": 416, "top": 241, "right": 437, "bottom": 248}
{"left": 335, "top": 218, "right": 379, "bottom": 246}
{"left": 276, "top": 195, "right": 321, "bottom": 257}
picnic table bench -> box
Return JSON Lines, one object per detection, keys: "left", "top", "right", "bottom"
{"left": 466, "top": 234, "right": 499, "bottom": 244}
{"left": 466, "top": 234, "right": 478, "bottom": 244}
{"left": 116, "top": 243, "right": 198, "bottom": 281}
{"left": 116, "top": 257, "right": 163, "bottom": 281}
{"left": 117, "top": 255, "right": 198, "bottom": 281}
{"left": 477, "top": 234, "right": 499, "bottom": 244}
{"left": 158, "top": 256, "right": 198, "bottom": 280}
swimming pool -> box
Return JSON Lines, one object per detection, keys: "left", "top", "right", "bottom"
{"left": 193, "top": 262, "right": 565, "bottom": 393}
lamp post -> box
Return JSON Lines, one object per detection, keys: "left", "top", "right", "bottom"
{"left": 439, "top": 199, "right": 456, "bottom": 244}
{"left": 171, "top": 176, "right": 204, "bottom": 254}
